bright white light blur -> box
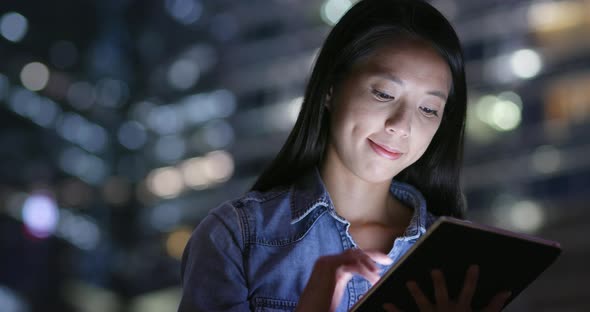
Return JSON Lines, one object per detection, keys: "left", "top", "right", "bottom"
{"left": 490, "top": 100, "right": 522, "bottom": 131}
{"left": 203, "top": 150, "right": 234, "bottom": 183}
{"left": 118, "top": 120, "right": 148, "bottom": 150}
{"left": 165, "top": 0, "right": 203, "bottom": 25}
{"left": 0, "top": 12, "right": 28, "bottom": 42}
{"left": 22, "top": 193, "right": 60, "bottom": 238}
{"left": 465, "top": 104, "right": 496, "bottom": 144}
{"left": 167, "top": 58, "right": 200, "bottom": 90}
{"left": 147, "top": 166, "right": 184, "bottom": 198}
{"left": 510, "top": 49, "right": 542, "bottom": 79}
{"left": 321, "top": 0, "right": 353, "bottom": 26}
{"left": 180, "top": 157, "right": 210, "bottom": 190}
{"left": 287, "top": 97, "right": 303, "bottom": 125}
{"left": 475, "top": 95, "right": 522, "bottom": 132}
{"left": 497, "top": 91, "right": 523, "bottom": 109}
{"left": 20, "top": 62, "right": 50, "bottom": 91}
{"left": 154, "top": 135, "right": 186, "bottom": 163}
{"left": 531, "top": 145, "right": 561, "bottom": 174}
{"left": 509, "top": 200, "right": 545, "bottom": 233}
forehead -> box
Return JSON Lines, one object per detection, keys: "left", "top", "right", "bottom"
{"left": 353, "top": 38, "right": 452, "bottom": 90}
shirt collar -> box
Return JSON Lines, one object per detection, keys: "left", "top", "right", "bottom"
{"left": 290, "top": 168, "right": 430, "bottom": 240}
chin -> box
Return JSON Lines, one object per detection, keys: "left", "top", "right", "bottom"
{"left": 358, "top": 164, "right": 399, "bottom": 184}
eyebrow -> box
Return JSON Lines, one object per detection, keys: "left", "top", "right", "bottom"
{"left": 374, "top": 72, "right": 448, "bottom": 101}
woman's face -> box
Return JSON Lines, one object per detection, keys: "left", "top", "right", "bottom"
{"left": 324, "top": 38, "right": 452, "bottom": 183}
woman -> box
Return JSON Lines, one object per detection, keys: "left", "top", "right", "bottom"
{"left": 179, "top": 0, "right": 511, "bottom": 311}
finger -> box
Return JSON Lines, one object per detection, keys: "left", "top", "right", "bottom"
{"left": 482, "top": 291, "right": 512, "bottom": 312}
{"left": 458, "top": 264, "right": 479, "bottom": 308}
{"left": 431, "top": 269, "right": 449, "bottom": 307}
{"left": 406, "top": 280, "right": 434, "bottom": 312}
{"left": 363, "top": 250, "right": 394, "bottom": 265}
{"left": 339, "top": 259, "right": 380, "bottom": 285}
{"left": 383, "top": 303, "right": 403, "bottom": 312}
{"left": 355, "top": 250, "right": 380, "bottom": 273}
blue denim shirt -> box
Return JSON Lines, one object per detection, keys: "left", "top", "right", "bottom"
{"left": 179, "top": 168, "right": 437, "bottom": 312}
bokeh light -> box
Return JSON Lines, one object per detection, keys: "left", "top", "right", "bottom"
{"left": 147, "top": 166, "right": 184, "bottom": 198}
{"left": 164, "top": 0, "right": 203, "bottom": 25}
{"left": 167, "top": 58, "right": 200, "bottom": 90}
{"left": 165, "top": 227, "right": 192, "bottom": 260}
{"left": 67, "top": 81, "right": 97, "bottom": 110}
{"left": 510, "top": 49, "right": 542, "bottom": 79}
{"left": 20, "top": 62, "right": 50, "bottom": 91}
{"left": 0, "top": 285, "right": 29, "bottom": 312}
{"left": 180, "top": 157, "right": 210, "bottom": 190}
{"left": 203, "top": 150, "right": 234, "bottom": 183}
{"left": 321, "top": 0, "right": 353, "bottom": 26}
{"left": 508, "top": 200, "right": 546, "bottom": 233}
{"left": 154, "top": 135, "right": 186, "bottom": 163}
{"left": 531, "top": 145, "right": 562, "bottom": 174}
{"left": 118, "top": 120, "right": 148, "bottom": 150}
{"left": 56, "top": 209, "right": 101, "bottom": 250}
{"left": 0, "top": 12, "right": 28, "bottom": 42}
{"left": 22, "top": 193, "right": 60, "bottom": 238}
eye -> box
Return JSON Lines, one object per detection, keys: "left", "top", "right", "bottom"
{"left": 419, "top": 106, "right": 439, "bottom": 117}
{"left": 371, "top": 89, "right": 395, "bottom": 101}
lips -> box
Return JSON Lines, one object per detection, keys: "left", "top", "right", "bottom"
{"left": 368, "top": 139, "right": 403, "bottom": 160}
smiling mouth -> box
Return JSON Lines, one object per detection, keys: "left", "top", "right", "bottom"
{"left": 368, "top": 139, "right": 403, "bottom": 160}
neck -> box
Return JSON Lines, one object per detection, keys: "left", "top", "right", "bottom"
{"left": 319, "top": 150, "right": 409, "bottom": 226}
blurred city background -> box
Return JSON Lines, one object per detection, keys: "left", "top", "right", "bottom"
{"left": 0, "top": 0, "right": 588, "bottom": 311}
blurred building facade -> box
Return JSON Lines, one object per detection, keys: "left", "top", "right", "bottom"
{"left": 0, "top": 0, "right": 589, "bottom": 311}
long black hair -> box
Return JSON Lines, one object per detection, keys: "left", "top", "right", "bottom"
{"left": 251, "top": 0, "right": 467, "bottom": 218}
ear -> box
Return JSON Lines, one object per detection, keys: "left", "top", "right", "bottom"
{"left": 325, "top": 87, "right": 333, "bottom": 110}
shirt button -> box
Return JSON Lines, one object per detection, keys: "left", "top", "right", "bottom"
{"left": 357, "top": 294, "right": 363, "bottom": 301}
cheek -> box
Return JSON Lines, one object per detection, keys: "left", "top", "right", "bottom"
{"left": 333, "top": 101, "right": 377, "bottom": 137}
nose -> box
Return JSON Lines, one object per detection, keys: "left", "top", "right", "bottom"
{"left": 385, "top": 105, "right": 411, "bottom": 138}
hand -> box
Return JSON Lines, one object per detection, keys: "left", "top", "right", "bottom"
{"left": 295, "top": 248, "right": 393, "bottom": 312}
{"left": 383, "top": 265, "right": 512, "bottom": 312}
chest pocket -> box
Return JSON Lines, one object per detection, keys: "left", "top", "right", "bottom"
{"left": 252, "top": 297, "right": 298, "bottom": 312}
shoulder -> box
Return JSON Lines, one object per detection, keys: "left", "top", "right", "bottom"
{"left": 200, "top": 185, "right": 300, "bottom": 243}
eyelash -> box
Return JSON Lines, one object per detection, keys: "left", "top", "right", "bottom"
{"left": 372, "top": 89, "right": 439, "bottom": 118}
{"left": 372, "top": 89, "right": 438, "bottom": 117}
{"left": 371, "top": 89, "right": 395, "bottom": 101}
{"left": 419, "top": 106, "right": 439, "bottom": 117}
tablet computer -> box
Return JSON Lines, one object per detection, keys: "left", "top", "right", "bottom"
{"left": 350, "top": 217, "right": 562, "bottom": 311}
